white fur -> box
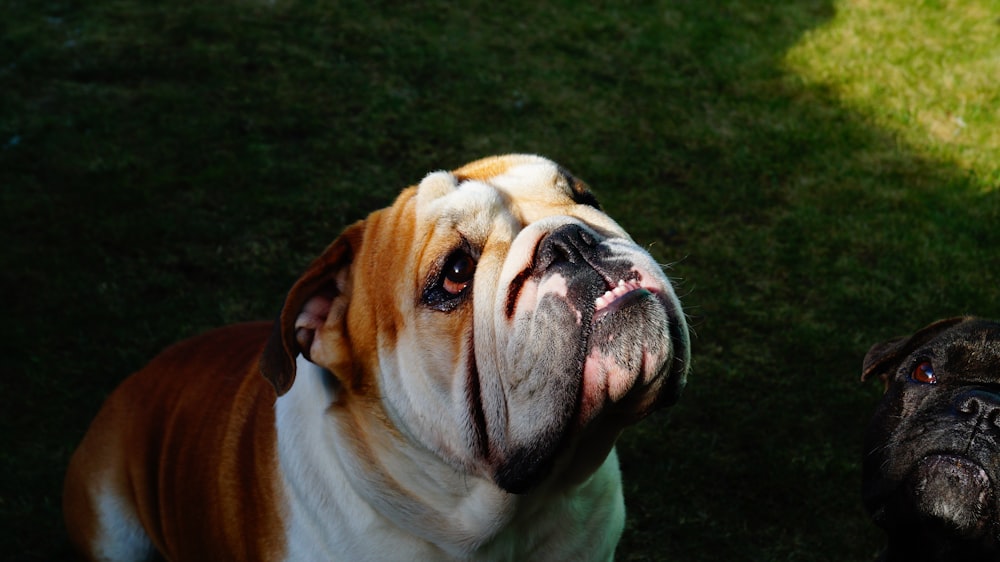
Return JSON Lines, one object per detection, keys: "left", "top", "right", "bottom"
{"left": 275, "top": 155, "right": 681, "bottom": 560}
{"left": 91, "top": 484, "right": 156, "bottom": 562}
{"left": 275, "top": 356, "right": 624, "bottom": 561}
{"left": 69, "top": 155, "right": 680, "bottom": 562}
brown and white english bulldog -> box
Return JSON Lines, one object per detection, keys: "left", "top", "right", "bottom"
{"left": 63, "top": 154, "right": 690, "bottom": 561}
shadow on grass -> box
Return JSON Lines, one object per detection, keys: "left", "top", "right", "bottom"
{"left": 1, "top": 0, "right": 997, "bottom": 560}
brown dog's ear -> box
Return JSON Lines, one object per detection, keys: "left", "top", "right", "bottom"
{"left": 861, "top": 316, "right": 971, "bottom": 387}
{"left": 259, "top": 221, "right": 365, "bottom": 395}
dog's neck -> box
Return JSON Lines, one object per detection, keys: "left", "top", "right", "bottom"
{"left": 273, "top": 356, "right": 623, "bottom": 559}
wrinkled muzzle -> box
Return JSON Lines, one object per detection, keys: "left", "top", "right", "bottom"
{"left": 477, "top": 220, "right": 688, "bottom": 493}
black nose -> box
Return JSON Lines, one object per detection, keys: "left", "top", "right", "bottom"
{"left": 954, "top": 388, "right": 1000, "bottom": 426}
{"left": 534, "top": 224, "right": 603, "bottom": 273}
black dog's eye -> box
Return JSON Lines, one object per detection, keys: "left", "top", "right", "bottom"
{"left": 442, "top": 251, "right": 475, "bottom": 295}
{"left": 911, "top": 361, "right": 937, "bottom": 384}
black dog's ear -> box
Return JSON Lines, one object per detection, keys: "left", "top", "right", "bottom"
{"left": 861, "top": 317, "right": 972, "bottom": 387}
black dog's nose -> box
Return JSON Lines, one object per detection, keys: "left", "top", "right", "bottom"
{"left": 954, "top": 388, "right": 1000, "bottom": 426}
{"left": 534, "top": 224, "right": 603, "bottom": 272}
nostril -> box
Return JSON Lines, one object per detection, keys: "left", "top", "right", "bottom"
{"left": 989, "top": 409, "right": 1000, "bottom": 428}
{"left": 534, "top": 224, "right": 603, "bottom": 272}
{"left": 536, "top": 236, "right": 577, "bottom": 270}
{"left": 551, "top": 239, "right": 575, "bottom": 263}
{"left": 957, "top": 397, "right": 981, "bottom": 416}
{"left": 953, "top": 389, "right": 1000, "bottom": 421}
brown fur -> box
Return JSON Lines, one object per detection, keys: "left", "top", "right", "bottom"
{"left": 63, "top": 322, "right": 285, "bottom": 560}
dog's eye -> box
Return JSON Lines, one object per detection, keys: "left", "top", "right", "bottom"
{"left": 422, "top": 248, "right": 477, "bottom": 311}
{"left": 442, "top": 251, "right": 475, "bottom": 295}
{"left": 911, "top": 361, "right": 937, "bottom": 384}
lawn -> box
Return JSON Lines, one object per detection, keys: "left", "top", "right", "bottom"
{"left": 2, "top": 0, "right": 998, "bottom": 560}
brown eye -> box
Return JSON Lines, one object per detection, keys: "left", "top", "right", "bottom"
{"left": 421, "top": 247, "right": 476, "bottom": 311}
{"left": 911, "top": 361, "right": 937, "bottom": 384}
{"left": 442, "top": 251, "right": 475, "bottom": 295}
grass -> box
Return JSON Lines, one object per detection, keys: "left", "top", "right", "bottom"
{"left": 786, "top": 0, "right": 1000, "bottom": 182}
{"left": 2, "top": 0, "right": 998, "bottom": 560}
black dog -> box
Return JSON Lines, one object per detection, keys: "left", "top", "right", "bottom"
{"left": 862, "top": 317, "right": 1000, "bottom": 561}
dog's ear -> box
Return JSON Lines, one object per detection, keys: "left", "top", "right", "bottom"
{"left": 259, "top": 221, "right": 366, "bottom": 396}
{"left": 861, "top": 316, "right": 971, "bottom": 387}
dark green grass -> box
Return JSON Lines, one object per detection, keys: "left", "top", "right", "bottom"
{"left": 2, "top": 0, "right": 998, "bottom": 560}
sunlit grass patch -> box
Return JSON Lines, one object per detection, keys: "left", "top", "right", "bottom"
{"left": 785, "top": 0, "right": 1000, "bottom": 185}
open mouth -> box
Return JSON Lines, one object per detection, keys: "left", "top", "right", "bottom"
{"left": 593, "top": 279, "right": 653, "bottom": 323}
